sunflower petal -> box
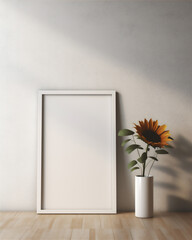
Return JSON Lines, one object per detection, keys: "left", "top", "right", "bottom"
{"left": 168, "top": 136, "right": 174, "bottom": 140}
{"left": 153, "top": 120, "right": 158, "bottom": 131}
{"left": 160, "top": 130, "right": 170, "bottom": 136}
{"left": 149, "top": 118, "right": 153, "bottom": 130}
{"left": 134, "top": 125, "right": 142, "bottom": 132}
{"left": 156, "top": 124, "right": 167, "bottom": 134}
{"left": 166, "top": 138, "right": 172, "bottom": 142}
{"left": 139, "top": 121, "right": 146, "bottom": 130}
{"left": 144, "top": 119, "right": 149, "bottom": 129}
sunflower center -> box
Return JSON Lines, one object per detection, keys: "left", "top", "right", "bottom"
{"left": 142, "top": 130, "right": 161, "bottom": 143}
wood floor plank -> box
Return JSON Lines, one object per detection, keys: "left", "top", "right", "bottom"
{"left": 71, "top": 215, "right": 83, "bottom": 229}
{"left": 83, "top": 215, "right": 100, "bottom": 229}
{"left": 0, "top": 212, "right": 192, "bottom": 240}
{"left": 110, "top": 215, "right": 122, "bottom": 229}
{"left": 154, "top": 229, "right": 168, "bottom": 240}
{"left": 141, "top": 216, "right": 168, "bottom": 230}
{"left": 120, "top": 212, "right": 144, "bottom": 229}
{"left": 100, "top": 215, "right": 112, "bottom": 229}
{"left": 95, "top": 229, "right": 114, "bottom": 240}
{"left": 51, "top": 215, "right": 73, "bottom": 229}
{"left": 113, "top": 229, "right": 132, "bottom": 240}
{"left": 172, "top": 213, "right": 192, "bottom": 239}
{"left": 71, "top": 229, "right": 89, "bottom": 240}
{"left": 130, "top": 228, "right": 158, "bottom": 240}
{"left": 89, "top": 229, "right": 96, "bottom": 240}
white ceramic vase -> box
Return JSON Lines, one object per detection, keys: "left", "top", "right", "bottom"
{"left": 135, "top": 175, "right": 153, "bottom": 218}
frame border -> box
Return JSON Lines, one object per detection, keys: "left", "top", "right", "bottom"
{"left": 37, "top": 90, "right": 116, "bottom": 214}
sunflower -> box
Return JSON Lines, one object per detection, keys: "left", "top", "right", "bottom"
{"left": 134, "top": 119, "right": 172, "bottom": 148}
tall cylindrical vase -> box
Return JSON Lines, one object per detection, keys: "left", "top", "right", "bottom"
{"left": 135, "top": 175, "right": 153, "bottom": 218}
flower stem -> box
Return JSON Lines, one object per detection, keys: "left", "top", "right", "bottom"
{"left": 142, "top": 144, "right": 149, "bottom": 177}
{"left": 132, "top": 135, "right": 141, "bottom": 157}
{"left": 148, "top": 160, "right": 155, "bottom": 176}
{"left": 132, "top": 135, "right": 142, "bottom": 175}
{"left": 148, "top": 152, "right": 158, "bottom": 176}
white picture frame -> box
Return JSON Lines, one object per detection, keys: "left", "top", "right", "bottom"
{"left": 37, "top": 90, "right": 116, "bottom": 214}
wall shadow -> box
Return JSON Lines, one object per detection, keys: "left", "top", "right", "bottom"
{"left": 154, "top": 135, "right": 192, "bottom": 211}
{"left": 116, "top": 92, "right": 134, "bottom": 212}
{"left": 6, "top": 0, "right": 192, "bottom": 99}
{"left": 154, "top": 182, "right": 178, "bottom": 191}
{"left": 167, "top": 195, "right": 192, "bottom": 212}
{"left": 170, "top": 135, "right": 192, "bottom": 175}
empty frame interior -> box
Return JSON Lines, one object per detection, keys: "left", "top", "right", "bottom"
{"left": 37, "top": 91, "right": 116, "bottom": 213}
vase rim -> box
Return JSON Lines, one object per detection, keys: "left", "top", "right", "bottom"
{"left": 135, "top": 175, "right": 153, "bottom": 178}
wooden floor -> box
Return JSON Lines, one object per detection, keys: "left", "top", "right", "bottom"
{"left": 0, "top": 212, "right": 192, "bottom": 240}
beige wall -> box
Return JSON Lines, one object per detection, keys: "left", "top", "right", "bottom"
{"left": 0, "top": 0, "right": 192, "bottom": 211}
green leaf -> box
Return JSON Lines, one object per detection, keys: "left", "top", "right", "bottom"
{"left": 149, "top": 156, "right": 158, "bottom": 161}
{"left": 128, "top": 160, "right": 137, "bottom": 169}
{"left": 118, "top": 129, "right": 134, "bottom": 136}
{"left": 131, "top": 167, "right": 140, "bottom": 172}
{"left": 135, "top": 135, "right": 141, "bottom": 138}
{"left": 126, "top": 144, "right": 143, "bottom": 154}
{"left": 164, "top": 144, "right": 174, "bottom": 149}
{"left": 136, "top": 135, "right": 144, "bottom": 140}
{"left": 138, "top": 152, "right": 147, "bottom": 163}
{"left": 121, "top": 139, "right": 131, "bottom": 147}
{"left": 156, "top": 149, "right": 169, "bottom": 154}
